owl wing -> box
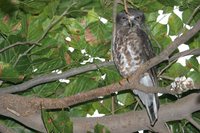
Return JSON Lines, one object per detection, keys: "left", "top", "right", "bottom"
{"left": 137, "top": 28, "right": 157, "bottom": 84}
{"left": 133, "top": 28, "right": 159, "bottom": 125}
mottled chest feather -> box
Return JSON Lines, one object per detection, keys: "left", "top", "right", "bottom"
{"left": 113, "top": 27, "right": 144, "bottom": 77}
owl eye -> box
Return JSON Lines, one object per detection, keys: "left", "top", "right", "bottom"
{"left": 122, "top": 16, "right": 126, "bottom": 19}
{"left": 135, "top": 16, "right": 141, "bottom": 20}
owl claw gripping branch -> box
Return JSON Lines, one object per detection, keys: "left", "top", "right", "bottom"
{"left": 112, "top": 8, "right": 159, "bottom": 125}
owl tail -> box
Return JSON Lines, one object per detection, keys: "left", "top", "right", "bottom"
{"left": 133, "top": 73, "right": 159, "bottom": 126}
{"left": 133, "top": 90, "right": 159, "bottom": 125}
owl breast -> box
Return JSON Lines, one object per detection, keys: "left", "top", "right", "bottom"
{"left": 113, "top": 27, "right": 144, "bottom": 78}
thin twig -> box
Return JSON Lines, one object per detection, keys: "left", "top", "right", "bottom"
{"left": 157, "top": 60, "right": 176, "bottom": 77}
{"left": 178, "top": 5, "right": 200, "bottom": 36}
{"left": 111, "top": 0, "right": 119, "bottom": 47}
{"left": 111, "top": 96, "right": 115, "bottom": 115}
{"left": 158, "top": 48, "right": 200, "bottom": 77}
{"left": 133, "top": 101, "right": 139, "bottom": 111}
{"left": 158, "top": 75, "right": 174, "bottom": 81}
{"left": 186, "top": 5, "right": 200, "bottom": 25}
{"left": 186, "top": 115, "right": 200, "bottom": 131}
{"left": 123, "top": 0, "right": 128, "bottom": 13}
{"left": 169, "top": 48, "right": 200, "bottom": 62}
{"left": 37, "top": 3, "right": 76, "bottom": 43}
{"left": 0, "top": 42, "right": 39, "bottom": 53}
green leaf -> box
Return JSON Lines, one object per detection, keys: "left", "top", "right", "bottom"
{"left": 86, "top": 9, "right": 99, "bottom": 24}
{"left": 43, "top": 0, "right": 60, "bottom": 18}
{"left": 141, "top": 0, "right": 164, "bottom": 12}
{"left": 31, "top": 82, "right": 62, "bottom": 98}
{"left": 20, "top": 1, "right": 48, "bottom": 14}
{"left": 0, "top": 119, "right": 33, "bottom": 133}
{"left": 94, "top": 124, "right": 110, "bottom": 133}
{"left": 145, "top": 12, "right": 158, "bottom": 23}
{"left": 168, "top": 13, "right": 183, "bottom": 35}
{"left": 68, "top": 105, "right": 93, "bottom": 117}
{"left": 182, "top": 9, "right": 193, "bottom": 24}
{"left": 117, "top": 93, "right": 135, "bottom": 106}
{"left": 189, "top": 35, "right": 200, "bottom": 49}
{"left": 155, "top": 35, "right": 171, "bottom": 50}
{"left": 0, "top": 20, "right": 10, "bottom": 35}
{"left": 87, "top": 21, "right": 112, "bottom": 44}
{"left": 0, "top": 62, "right": 24, "bottom": 83}
{"left": 27, "top": 18, "right": 44, "bottom": 41}
{"left": 87, "top": 44, "right": 110, "bottom": 58}
{"left": 163, "top": 63, "right": 189, "bottom": 78}
{"left": 64, "top": 76, "right": 98, "bottom": 96}
{"left": 157, "top": 0, "right": 179, "bottom": 7}
{"left": 101, "top": 66, "right": 121, "bottom": 84}
{"left": 93, "top": 98, "right": 112, "bottom": 114}
{"left": 42, "top": 110, "right": 73, "bottom": 133}
{"left": 151, "top": 22, "right": 167, "bottom": 36}
{"left": 63, "top": 18, "right": 84, "bottom": 34}
{"left": 190, "top": 41, "right": 200, "bottom": 49}
{"left": 187, "top": 71, "right": 200, "bottom": 83}
{"left": 186, "top": 56, "right": 199, "bottom": 72}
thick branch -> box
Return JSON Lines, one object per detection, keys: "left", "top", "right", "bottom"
{"left": 186, "top": 115, "right": 200, "bottom": 131}
{"left": 0, "top": 79, "right": 199, "bottom": 120}
{"left": 0, "top": 93, "right": 199, "bottom": 133}
{"left": 72, "top": 93, "right": 200, "bottom": 133}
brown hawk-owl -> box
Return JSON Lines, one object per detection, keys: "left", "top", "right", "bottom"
{"left": 112, "top": 8, "right": 159, "bottom": 125}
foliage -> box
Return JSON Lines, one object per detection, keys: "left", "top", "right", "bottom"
{"left": 0, "top": 0, "right": 199, "bottom": 132}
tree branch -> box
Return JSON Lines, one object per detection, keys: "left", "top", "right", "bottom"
{"left": 1, "top": 93, "right": 199, "bottom": 132}
{"left": 72, "top": 93, "right": 200, "bottom": 133}
{"left": 158, "top": 48, "right": 200, "bottom": 76}
{"left": 0, "top": 77, "right": 199, "bottom": 121}
{"left": 169, "top": 48, "right": 200, "bottom": 62}
{"left": 0, "top": 41, "right": 39, "bottom": 53}
{"left": 0, "top": 62, "right": 113, "bottom": 94}
{"left": 186, "top": 115, "right": 200, "bottom": 131}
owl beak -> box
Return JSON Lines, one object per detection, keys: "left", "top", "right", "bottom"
{"left": 129, "top": 16, "right": 135, "bottom": 21}
{"left": 129, "top": 16, "right": 139, "bottom": 27}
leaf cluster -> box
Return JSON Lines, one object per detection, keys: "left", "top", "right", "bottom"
{"left": 0, "top": 0, "right": 199, "bottom": 132}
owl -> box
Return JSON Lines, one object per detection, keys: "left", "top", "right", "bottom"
{"left": 112, "top": 8, "right": 159, "bottom": 125}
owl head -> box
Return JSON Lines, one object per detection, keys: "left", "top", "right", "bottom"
{"left": 116, "top": 8, "right": 145, "bottom": 27}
